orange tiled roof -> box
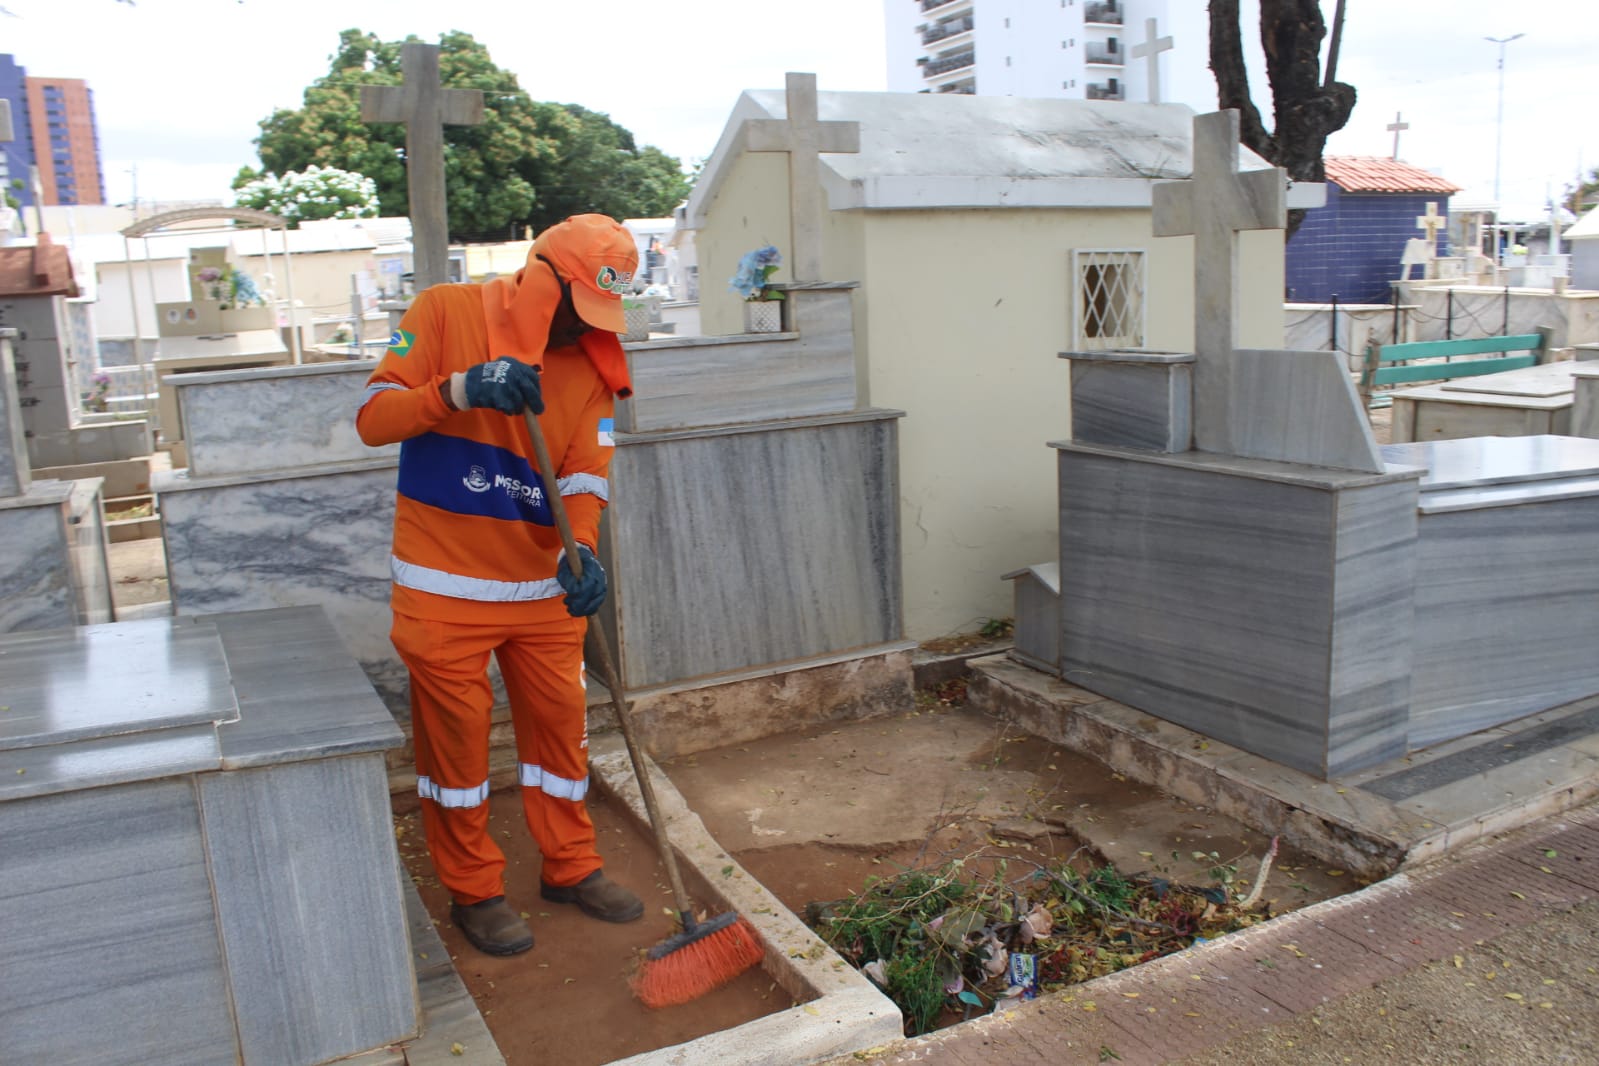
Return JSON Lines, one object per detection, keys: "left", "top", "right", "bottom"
{"left": 0, "top": 235, "right": 79, "bottom": 298}
{"left": 1322, "top": 156, "right": 1463, "bottom": 194}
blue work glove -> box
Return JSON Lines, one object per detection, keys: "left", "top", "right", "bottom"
{"left": 555, "top": 544, "right": 606, "bottom": 617}
{"left": 459, "top": 356, "right": 543, "bottom": 415}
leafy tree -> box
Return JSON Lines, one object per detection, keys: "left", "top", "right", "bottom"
{"left": 1209, "top": 0, "right": 1356, "bottom": 237}
{"left": 1564, "top": 167, "right": 1599, "bottom": 218}
{"left": 231, "top": 165, "right": 379, "bottom": 227}
{"left": 243, "top": 29, "right": 690, "bottom": 238}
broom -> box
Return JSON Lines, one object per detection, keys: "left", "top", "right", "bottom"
{"left": 522, "top": 408, "right": 765, "bottom": 1008}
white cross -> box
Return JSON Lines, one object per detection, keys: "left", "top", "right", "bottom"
{"left": 361, "top": 43, "right": 484, "bottom": 291}
{"left": 1416, "top": 201, "right": 1446, "bottom": 250}
{"left": 1387, "top": 111, "right": 1410, "bottom": 160}
{"left": 743, "top": 72, "right": 861, "bottom": 283}
{"left": 1152, "top": 110, "right": 1287, "bottom": 455}
{"left": 1130, "top": 18, "right": 1174, "bottom": 105}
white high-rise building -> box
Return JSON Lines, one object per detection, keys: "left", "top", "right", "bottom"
{"left": 883, "top": 0, "right": 1215, "bottom": 110}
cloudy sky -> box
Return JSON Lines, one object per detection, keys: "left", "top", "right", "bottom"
{"left": 3, "top": 0, "right": 1593, "bottom": 223}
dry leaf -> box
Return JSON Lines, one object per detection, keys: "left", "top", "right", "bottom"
{"left": 1504, "top": 993, "right": 1523, "bottom": 1001}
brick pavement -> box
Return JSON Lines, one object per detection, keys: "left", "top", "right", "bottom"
{"left": 851, "top": 804, "right": 1599, "bottom": 1066}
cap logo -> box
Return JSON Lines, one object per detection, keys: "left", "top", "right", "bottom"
{"left": 595, "top": 265, "right": 632, "bottom": 293}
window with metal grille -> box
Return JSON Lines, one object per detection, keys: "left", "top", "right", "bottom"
{"left": 1072, "top": 249, "right": 1145, "bottom": 349}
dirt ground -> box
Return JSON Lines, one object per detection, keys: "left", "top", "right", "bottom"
{"left": 662, "top": 702, "right": 1359, "bottom": 932}
{"left": 107, "top": 537, "right": 169, "bottom": 609}
{"left": 392, "top": 788, "right": 793, "bottom": 1066}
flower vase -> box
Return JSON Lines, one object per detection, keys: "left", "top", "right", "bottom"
{"left": 743, "top": 300, "right": 782, "bottom": 333}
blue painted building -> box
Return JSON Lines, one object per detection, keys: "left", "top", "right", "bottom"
{"left": 0, "top": 54, "right": 35, "bottom": 212}
{"left": 1284, "top": 156, "right": 1462, "bottom": 304}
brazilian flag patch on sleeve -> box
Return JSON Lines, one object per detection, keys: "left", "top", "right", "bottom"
{"left": 386, "top": 329, "right": 415, "bottom": 358}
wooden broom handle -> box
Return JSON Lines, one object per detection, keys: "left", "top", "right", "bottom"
{"left": 521, "top": 409, "right": 697, "bottom": 923}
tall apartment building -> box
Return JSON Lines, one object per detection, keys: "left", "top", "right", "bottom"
{"left": 26, "top": 75, "right": 104, "bottom": 206}
{"left": 883, "top": 0, "right": 1214, "bottom": 111}
{"left": 0, "top": 55, "right": 105, "bottom": 209}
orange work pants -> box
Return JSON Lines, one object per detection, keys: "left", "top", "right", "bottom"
{"left": 391, "top": 610, "right": 601, "bottom": 904}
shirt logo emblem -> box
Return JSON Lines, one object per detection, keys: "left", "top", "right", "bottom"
{"left": 463, "top": 465, "right": 491, "bottom": 493}
{"left": 597, "top": 417, "right": 615, "bottom": 448}
{"left": 387, "top": 328, "right": 415, "bottom": 358}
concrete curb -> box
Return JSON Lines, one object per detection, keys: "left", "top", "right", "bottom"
{"left": 588, "top": 733, "right": 906, "bottom": 1066}
{"left": 968, "top": 654, "right": 1599, "bottom": 879}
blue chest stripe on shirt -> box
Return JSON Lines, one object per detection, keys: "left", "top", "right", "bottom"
{"left": 398, "top": 432, "right": 554, "bottom": 526}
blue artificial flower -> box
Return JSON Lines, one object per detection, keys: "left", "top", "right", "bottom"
{"left": 729, "top": 245, "right": 783, "bottom": 299}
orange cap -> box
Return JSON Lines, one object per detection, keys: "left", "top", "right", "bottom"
{"left": 531, "top": 214, "right": 639, "bottom": 333}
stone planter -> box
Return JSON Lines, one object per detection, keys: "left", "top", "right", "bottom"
{"left": 621, "top": 303, "right": 651, "bottom": 342}
{"left": 743, "top": 300, "right": 782, "bottom": 333}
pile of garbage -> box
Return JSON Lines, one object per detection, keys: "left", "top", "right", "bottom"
{"left": 806, "top": 839, "right": 1278, "bottom": 1036}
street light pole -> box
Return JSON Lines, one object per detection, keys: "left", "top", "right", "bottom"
{"left": 1485, "top": 33, "right": 1524, "bottom": 205}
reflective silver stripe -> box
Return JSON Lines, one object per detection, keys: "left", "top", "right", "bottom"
{"left": 358, "top": 381, "right": 407, "bottom": 412}
{"left": 557, "top": 473, "right": 608, "bottom": 502}
{"left": 392, "top": 556, "right": 563, "bottom": 602}
{"left": 417, "top": 775, "right": 490, "bottom": 809}
{"left": 518, "top": 763, "right": 590, "bottom": 801}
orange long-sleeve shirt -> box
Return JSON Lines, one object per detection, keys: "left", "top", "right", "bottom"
{"left": 356, "top": 284, "right": 615, "bottom": 625}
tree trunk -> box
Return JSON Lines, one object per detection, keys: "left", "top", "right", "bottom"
{"left": 1208, "top": 0, "right": 1357, "bottom": 238}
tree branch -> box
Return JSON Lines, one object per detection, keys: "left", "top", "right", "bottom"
{"left": 1208, "top": 0, "right": 1274, "bottom": 160}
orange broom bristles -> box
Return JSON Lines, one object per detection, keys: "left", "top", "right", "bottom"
{"left": 631, "top": 915, "right": 765, "bottom": 1009}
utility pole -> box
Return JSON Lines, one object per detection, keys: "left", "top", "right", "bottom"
{"left": 1485, "top": 33, "right": 1524, "bottom": 205}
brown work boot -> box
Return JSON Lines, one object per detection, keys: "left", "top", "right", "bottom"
{"left": 449, "top": 895, "right": 534, "bottom": 956}
{"left": 540, "top": 870, "right": 644, "bottom": 923}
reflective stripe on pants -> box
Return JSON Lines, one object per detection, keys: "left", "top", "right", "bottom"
{"left": 392, "top": 609, "right": 600, "bottom": 903}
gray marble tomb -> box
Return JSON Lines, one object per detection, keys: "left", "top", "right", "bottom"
{"left": 0, "top": 329, "right": 113, "bottom": 633}
{"left": 156, "top": 286, "right": 910, "bottom": 746}
{"left": 0, "top": 605, "right": 416, "bottom": 1066}
{"left": 1030, "top": 111, "right": 1599, "bottom": 779}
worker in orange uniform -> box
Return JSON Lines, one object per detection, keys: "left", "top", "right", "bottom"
{"left": 356, "top": 214, "right": 644, "bottom": 956}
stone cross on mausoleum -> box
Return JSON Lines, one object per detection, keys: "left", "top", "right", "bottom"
{"left": 362, "top": 42, "right": 484, "bottom": 291}
{"left": 1130, "top": 18, "right": 1174, "bottom": 105}
{"left": 1416, "top": 201, "right": 1446, "bottom": 245}
{"left": 1387, "top": 111, "right": 1410, "bottom": 160}
{"left": 743, "top": 72, "right": 860, "bottom": 283}
{"left": 1152, "top": 110, "right": 1287, "bottom": 456}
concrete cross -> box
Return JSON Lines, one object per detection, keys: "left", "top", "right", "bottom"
{"left": 743, "top": 72, "right": 861, "bottom": 283}
{"left": 1387, "top": 111, "right": 1410, "bottom": 160}
{"left": 1416, "top": 201, "right": 1446, "bottom": 245}
{"left": 1152, "top": 110, "right": 1287, "bottom": 455}
{"left": 361, "top": 42, "right": 484, "bottom": 291}
{"left": 1130, "top": 18, "right": 1174, "bottom": 105}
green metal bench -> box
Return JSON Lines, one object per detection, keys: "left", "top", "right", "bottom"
{"left": 1360, "top": 327, "right": 1552, "bottom": 408}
